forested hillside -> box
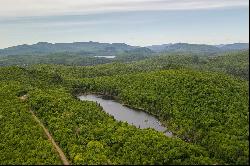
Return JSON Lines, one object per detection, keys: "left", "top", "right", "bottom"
{"left": 0, "top": 54, "right": 112, "bottom": 66}
{"left": 147, "top": 43, "right": 249, "bottom": 54}
{"left": 0, "top": 42, "right": 137, "bottom": 56}
{"left": 1, "top": 42, "right": 248, "bottom": 56}
{"left": 202, "top": 50, "right": 249, "bottom": 80}
{"left": 70, "top": 69, "right": 248, "bottom": 164}
{"left": 0, "top": 67, "right": 62, "bottom": 164}
{"left": 27, "top": 50, "right": 249, "bottom": 80}
{"left": 0, "top": 50, "right": 249, "bottom": 165}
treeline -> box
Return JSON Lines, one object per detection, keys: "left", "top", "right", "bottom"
{"left": 1, "top": 50, "right": 249, "bottom": 81}
{"left": 0, "top": 54, "right": 112, "bottom": 66}
{"left": 0, "top": 46, "right": 154, "bottom": 67}
{"left": 28, "top": 50, "right": 249, "bottom": 80}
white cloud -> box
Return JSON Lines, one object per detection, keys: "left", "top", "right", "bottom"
{"left": 0, "top": 0, "right": 248, "bottom": 18}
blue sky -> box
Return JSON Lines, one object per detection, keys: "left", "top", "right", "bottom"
{"left": 0, "top": 0, "right": 249, "bottom": 48}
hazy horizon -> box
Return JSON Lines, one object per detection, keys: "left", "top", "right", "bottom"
{"left": 0, "top": 0, "right": 249, "bottom": 48}
{"left": 1, "top": 40, "right": 249, "bottom": 50}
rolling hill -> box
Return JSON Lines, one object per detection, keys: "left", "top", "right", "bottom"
{"left": 0, "top": 42, "right": 137, "bottom": 56}
{"left": 0, "top": 42, "right": 248, "bottom": 57}
{"left": 147, "top": 43, "right": 249, "bottom": 54}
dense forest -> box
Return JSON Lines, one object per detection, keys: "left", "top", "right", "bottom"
{"left": 0, "top": 49, "right": 249, "bottom": 165}
{"left": 0, "top": 42, "right": 248, "bottom": 67}
{"left": 27, "top": 50, "right": 249, "bottom": 80}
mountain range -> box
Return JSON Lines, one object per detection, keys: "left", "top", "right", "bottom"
{"left": 0, "top": 42, "right": 248, "bottom": 56}
{"left": 147, "top": 43, "right": 249, "bottom": 54}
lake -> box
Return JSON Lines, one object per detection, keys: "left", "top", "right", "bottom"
{"left": 78, "top": 94, "right": 173, "bottom": 137}
{"left": 94, "top": 56, "right": 116, "bottom": 59}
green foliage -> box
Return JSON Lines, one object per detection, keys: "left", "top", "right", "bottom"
{"left": 0, "top": 50, "right": 248, "bottom": 164}
{"left": 28, "top": 88, "right": 214, "bottom": 165}
{"left": 73, "top": 69, "right": 249, "bottom": 164}
{"left": 26, "top": 50, "right": 249, "bottom": 80}
{"left": 202, "top": 50, "right": 249, "bottom": 80}
{"left": 0, "top": 54, "right": 112, "bottom": 66}
{"left": 0, "top": 83, "right": 61, "bottom": 165}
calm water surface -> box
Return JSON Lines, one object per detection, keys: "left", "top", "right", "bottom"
{"left": 94, "top": 56, "right": 116, "bottom": 59}
{"left": 78, "top": 94, "right": 172, "bottom": 137}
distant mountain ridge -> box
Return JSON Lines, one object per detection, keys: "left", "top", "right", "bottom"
{"left": 219, "top": 43, "right": 249, "bottom": 51}
{"left": 0, "top": 42, "right": 248, "bottom": 56}
{"left": 0, "top": 42, "right": 138, "bottom": 56}
{"left": 147, "top": 43, "right": 249, "bottom": 54}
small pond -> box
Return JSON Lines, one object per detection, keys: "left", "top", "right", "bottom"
{"left": 78, "top": 94, "right": 172, "bottom": 137}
